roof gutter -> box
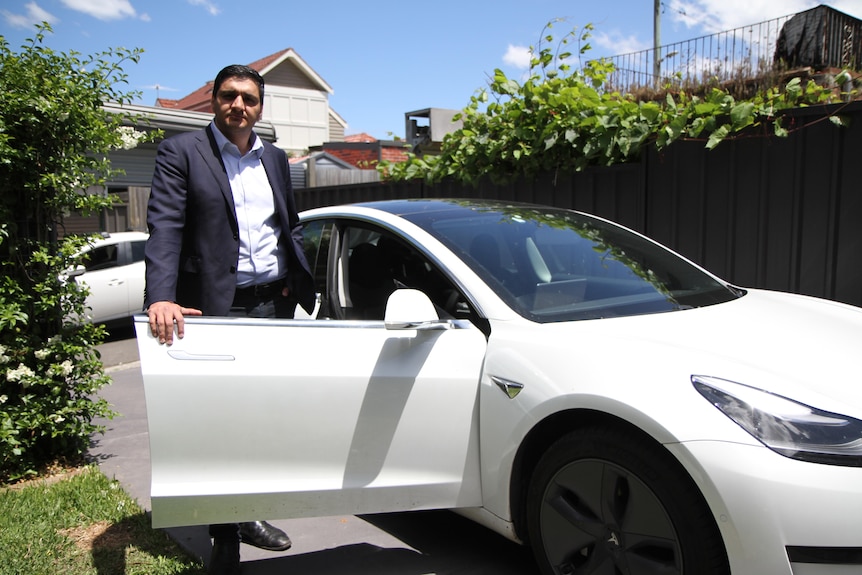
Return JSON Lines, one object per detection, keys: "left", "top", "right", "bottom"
{"left": 102, "top": 101, "right": 277, "bottom": 142}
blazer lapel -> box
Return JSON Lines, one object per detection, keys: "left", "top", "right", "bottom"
{"left": 200, "top": 125, "right": 235, "bottom": 207}
{"left": 198, "top": 125, "right": 239, "bottom": 234}
{"left": 261, "top": 145, "right": 289, "bottom": 215}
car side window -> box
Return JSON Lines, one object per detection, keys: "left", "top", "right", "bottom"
{"left": 301, "top": 220, "right": 334, "bottom": 318}
{"left": 130, "top": 241, "right": 146, "bottom": 263}
{"left": 82, "top": 245, "right": 119, "bottom": 271}
{"left": 341, "top": 225, "right": 473, "bottom": 321}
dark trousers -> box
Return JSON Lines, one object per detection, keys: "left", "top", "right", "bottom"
{"left": 209, "top": 286, "right": 295, "bottom": 541}
{"left": 229, "top": 278, "right": 297, "bottom": 319}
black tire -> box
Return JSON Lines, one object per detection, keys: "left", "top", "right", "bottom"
{"left": 526, "top": 425, "right": 730, "bottom": 575}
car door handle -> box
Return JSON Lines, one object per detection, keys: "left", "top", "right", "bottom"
{"left": 385, "top": 319, "right": 456, "bottom": 331}
{"left": 166, "top": 350, "right": 235, "bottom": 361}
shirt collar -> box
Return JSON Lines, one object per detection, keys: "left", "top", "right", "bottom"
{"left": 210, "top": 121, "right": 264, "bottom": 159}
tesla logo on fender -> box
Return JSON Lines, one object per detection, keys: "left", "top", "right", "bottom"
{"left": 490, "top": 375, "right": 524, "bottom": 399}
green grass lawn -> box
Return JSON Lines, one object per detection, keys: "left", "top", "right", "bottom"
{"left": 0, "top": 465, "right": 205, "bottom": 575}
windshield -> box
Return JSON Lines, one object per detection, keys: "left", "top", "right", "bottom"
{"left": 404, "top": 203, "right": 740, "bottom": 322}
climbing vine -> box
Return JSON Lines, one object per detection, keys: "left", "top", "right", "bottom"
{"left": 382, "top": 21, "right": 850, "bottom": 185}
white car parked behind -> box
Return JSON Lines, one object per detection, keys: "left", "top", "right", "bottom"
{"left": 69, "top": 231, "right": 148, "bottom": 325}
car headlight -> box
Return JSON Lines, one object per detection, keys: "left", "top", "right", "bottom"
{"left": 692, "top": 375, "right": 862, "bottom": 467}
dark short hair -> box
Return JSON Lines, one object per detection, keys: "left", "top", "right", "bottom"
{"left": 212, "top": 64, "right": 265, "bottom": 102}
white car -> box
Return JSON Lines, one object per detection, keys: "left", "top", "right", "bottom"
{"left": 135, "top": 200, "right": 862, "bottom": 574}
{"left": 69, "top": 231, "right": 148, "bottom": 325}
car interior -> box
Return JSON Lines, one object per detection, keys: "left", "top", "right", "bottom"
{"left": 302, "top": 220, "right": 476, "bottom": 324}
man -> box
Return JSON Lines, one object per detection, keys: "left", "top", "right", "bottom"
{"left": 144, "top": 64, "right": 315, "bottom": 575}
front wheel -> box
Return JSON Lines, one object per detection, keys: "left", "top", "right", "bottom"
{"left": 526, "top": 425, "right": 730, "bottom": 575}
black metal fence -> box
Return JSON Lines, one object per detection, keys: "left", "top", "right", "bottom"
{"left": 599, "top": 5, "right": 862, "bottom": 96}
{"left": 296, "top": 100, "right": 862, "bottom": 309}
{"left": 603, "top": 12, "right": 793, "bottom": 93}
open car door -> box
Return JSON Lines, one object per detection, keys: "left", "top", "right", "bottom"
{"left": 135, "top": 289, "right": 487, "bottom": 528}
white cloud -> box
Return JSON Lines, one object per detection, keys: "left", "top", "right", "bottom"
{"left": 142, "top": 84, "right": 179, "bottom": 92}
{"left": 2, "top": 2, "right": 58, "bottom": 28}
{"left": 831, "top": 0, "right": 862, "bottom": 18}
{"left": 188, "top": 0, "right": 220, "bottom": 16}
{"left": 503, "top": 44, "right": 531, "bottom": 69}
{"left": 59, "top": 0, "right": 137, "bottom": 20}
{"left": 665, "top": 0, "right": 823, "bottom": 33}
{"left": 592, "top": 31, "right": 650, "bottom": 57}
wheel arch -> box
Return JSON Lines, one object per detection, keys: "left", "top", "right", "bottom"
{"left": 509, "top": 409, "right": 617, "bottom": 541}
{"left": 508, "top": 408, "right": 726, "bottom": 558}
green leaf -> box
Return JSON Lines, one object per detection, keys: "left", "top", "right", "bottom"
{"left": 666, "top": 93, "right": 677, "bottom": 110}
{"left": 694, "top": 102, "right": 717, "bottom": 115}
{"left": 639, "top": 102, "right": 661, "bottom": 123}
{"left": 785, "top": 77, "right": 802, "bottom": 102}
{"left": 706, "top": 125, "right": 731, "bottom": 149}
{"left": 730, "top": 102, "right": 755, "bottom": 130}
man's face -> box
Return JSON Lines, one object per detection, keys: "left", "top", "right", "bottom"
{"left": 211, "top": 76, "right": 263, "bottom": 138}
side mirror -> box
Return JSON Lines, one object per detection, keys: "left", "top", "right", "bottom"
{"left": 66, "top": 264, "right": 86, "bottom": 278}
{"left": 384, "top": 289, "right": 449, "bottom": 330}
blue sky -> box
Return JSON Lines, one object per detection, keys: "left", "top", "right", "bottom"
{"left": 2, "top": 0, "right": 862, "bottom": 140}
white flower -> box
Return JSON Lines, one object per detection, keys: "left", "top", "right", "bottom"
{"left": 34, "top": 349, "right": 50, "bottom": 360}
{"left": 116, "top": 126, "right": 145, "bottom": 150}
{"left": 48, "top": 360, "right": 74, "bottom": 378}
{"left": 6, "top": 364, "right": 35, "bottom": 382}
{"left": 58, "top": 360, "right": 74, "bottom": 376}
{"left": 0, "top": 395, "right": 7, "bottom": 404}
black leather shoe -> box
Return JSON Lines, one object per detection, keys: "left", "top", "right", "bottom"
{"left": 209, "top": 537, "right": 241, "bottom": 575}
{"left": 239, "top": 521, "right": 292, "bottom": 551}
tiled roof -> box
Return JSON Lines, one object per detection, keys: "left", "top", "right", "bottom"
{"left": 247, "top": 49, "right": 290, "bottom": 73}
{"left": 344, "top": 133, "right": 377, "bottom": 143}
{"left": 158, "top": 81, "right": 213, "bottom": 112}
{"left": 157, "top": 48, "right": 330, "bottom": 112}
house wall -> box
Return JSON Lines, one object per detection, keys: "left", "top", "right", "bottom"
{"left": 265, "top": 86, "right": 330, "bottom": 155}
{"left": 106, "top": 143, "right": 160, "bottom": 185}
{"left": 381, "top": 145, "right": 409, "bottom": 163}
{"left": 264, "top": 60, "right": 319, "bottom": 90}
{"left": 324, "top": 146, "right": 377, "bottom": 167}
{"left": 329, "top": 114, "right": 345, "bottom": 141}
{"left": 322, "top": 142, "right": 409, "bottom": 168}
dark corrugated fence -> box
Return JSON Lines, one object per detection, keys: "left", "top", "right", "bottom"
{"left": 295, "top": 101, "right": 862, "bottom": 308}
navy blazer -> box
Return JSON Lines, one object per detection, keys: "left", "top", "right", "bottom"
{"left": 144, "top": 124, "right": 315, "bottom": 316}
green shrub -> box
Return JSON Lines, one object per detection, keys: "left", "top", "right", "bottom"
{"left": 0, "top": 24, "right": 157, "bottom": 481}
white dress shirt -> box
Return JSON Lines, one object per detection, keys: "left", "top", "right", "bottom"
{"left": 211, "top": 122, "right": 286, "bottom": 287}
